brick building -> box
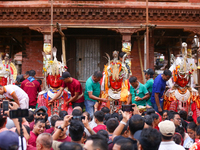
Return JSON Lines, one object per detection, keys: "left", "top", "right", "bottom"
{"left": 0, "top": 0, "right": 200, "bottom": 84}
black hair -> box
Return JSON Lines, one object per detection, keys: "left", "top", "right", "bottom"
{"left": 111, "top": 112, "right": 119, "bottom": 121}
{"left": 179, "top": 110, "right": 187, "bottom": 120}
{"left": 119, "top": 52, "right": 126, "bottom": 58}
{"left": 175, "top": 126, "right": 185, "bottom": 139}
{"left": 37, "top": 79, "right": 42, "bottom": 85}
{"left": 146, "top": 108, "right": 156, "bottom": 115}
{"left": 29, "top": 70, "right": 36, "bottom": 76}
{"left": 50, "top": 115, "right": 60, "bottom": 127}
{"left": 25, "top": 110, "right": 34, "bottom": 122}
{"left": 144, "top": 115, "right": 153, "bottom": 126}
{"left": 118, "top": 114, "right": 123, "bottom": 122}
{"left": 44, "top": 113, "right": 48, "bottom": 122}
{"left": 161, "top": 134, "right": 173, "bottom": 140}
{"left": 162, "top": 110, "right": 169, "bottom": 120}
{"left": 59, "top": 111, "right": 68, "bottom": 120}
{"left": 69, "top": 120, "right": 84, "bottom": 141}
{"left": 0, "top": 109, "right": 7, "bottom": 128}
{"left": 129, "top": 114, "right": 144, "bottom": 135}
{"left": 196, "top": 125, "right": 200, "bottom": 136}
{"left": 93, "top": 71, "right": 103, "bottom": 78}
{"left": 168, "top": 111, "right": 178, "bottom": 120}
{"left": 121, "top": 124, "right": 128, "bottom": 135}
{"left": 173, "top": 133, "right": 182, "bottom": 145}
{"left": 106, "top": 118, "right": 119, "bottom": 133}
{"left": 94, "top": 111, "right": 105, "bottom": 122}
{"left": 25, "top": 71, "right": 29, "bottom": 75}
{"left": 97, "top": 130, "right": 109, "bottom": 142}
{"left": 151, "top": 113, "right": 159, "bottom": 120}
{"left": 163, "top": 69, "right": 172, "bottom": 77}
{"left": 72, "top": 109, "right": 82, "bottom": 116}
{"left": 34, "top": 119, "right": 46, "bottom": 125}
{"left": 188, "top": 116, "right": 194, "bottom": 122}
{"left": 197, "top": 116, "right": 200, "bottom": 124}
{"left": 140, "top": 128, "right": 162, "bottom": 150}
{"left": 104, "top": 113, "right": 111, "bottom": 121}
{"left": 187, "top": 122, "right": 197, "bottom": 131}
{"left": 87, "top": 134, "right": 108, "bottom": 150}
{"left": 101, "top": 107, "right": 110, "bottom": 114}
{"left": 129, "top": 76, "right": 137, "bottom": 83}
{"left": 83, "top": 112, "right": 91, "bottom": 121}
{"left": 59, "top": 142, "right": 83, "bottom": 150}
{"left": 115, "top": 138, "right": 136, "bottom": 150}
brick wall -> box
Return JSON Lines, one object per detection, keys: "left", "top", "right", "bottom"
{"left": 22, "top": 39, "right": 43, "bottom": 79}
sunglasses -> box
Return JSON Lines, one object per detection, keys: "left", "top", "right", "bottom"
{"left": 37, "top": 112, "right": 45, "bottom": 116}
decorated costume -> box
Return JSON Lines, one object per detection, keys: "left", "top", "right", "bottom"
{"left": 0, "top": 53, "right": 17, "bottom": 86}
{"left": 37, "top": 48, "right": 72, "bottom": 116}
{"left": 101, "top": 51, "right": 129, "bottom": 113}
{"left": 164, "top": 43, "right": 200, "bottom": 122}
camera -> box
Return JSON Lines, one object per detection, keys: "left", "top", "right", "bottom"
{"left": 72, "top": 116, "right": 85, "bottom": 121}
{"left": 122, "top": 104, "right": 135, "bottom": 112}
{"left": 9, "top": 108, "right": 29, "bottom": 119}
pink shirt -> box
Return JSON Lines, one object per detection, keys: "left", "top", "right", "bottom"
{"left": 28, "top": 131, "right": 38, "bottom": 147}
{"left": 93, "top": 124, "right": 107, "bottom": 133}
{"left": 57, "top": 136, "right": 71, "bottom": 142}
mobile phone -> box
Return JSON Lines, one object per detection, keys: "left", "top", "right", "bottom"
{"left": 9, "top": 109, "right": 29, "bottom": 119}
{"left": 72, "top": 116, "right": 85, "bottom": 121}
{"left": 122, "top": 104, "right": 133, "bottom": 112}
{"left": 3, "top": 100, "right": 9, "bottom": 111}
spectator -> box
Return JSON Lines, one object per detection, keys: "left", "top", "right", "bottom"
{"left": 0, "top": 85, "right": 29, "bottom": 109}
{"left": 134, "top": 127, "right": 161, "bottom": 150}
{"left": 196, "top": 116, "right": 200, "bottom": 126}
{"left": 29, "top": 106, "right": 47, "bottom": 131}
{"left": 59, "top": 142, "right": 83, "bottom": 150}
{"left": 187, "top": 122, "right": 197, "bottom": 142}
{"left": 45, "top": 115, "right": 59, "bottom": 134}
{"left": 36, "top": 133, "right": 53, "bottom": 150}
{"left": 106, "top": 118, "right": 119, "bottom": 140}
{"left": 28, "top": 119, "right": 46, "bottom": 147}
{"left": 144, "top": 68, "right": 155, "bottom": 106}
{"left": 169, "top": 112, "right": 181, "bottom": 127}
{"left": 84, "top": 71, "right": 107, "bottom": 117}
{"left": 25, "top": 110, "right": 34, "bottom": 124}
{"left": 151, "top": 113, "right": 160, "bottom": 129}
{"left": 0, "top": 130, "right": 19, "bottom": 150}
{"left": 59, "top": 110, "right": 68, "bottom": 120}
{"left": 84, "top": 134, "right": 108, "bottom": 150}
{"left": 101, "top": 107, "right": 110, "bottom": 114}
{"left": 158, "top": 120, "right": 185, "bottom": 150}
{"left": 143, "top": 115, "right": 153, "bottom": 128}
{"left": 162, "top": 110, "right": 169, "bottom": 121}
{"left": 173, "top": 133, "right": 182, "bottom": 145}
{"left": 50, "top": 71, "right": 85, "bottom": 109}
{"left": 189, "top": 125, "right": 200, "bottom": 150}
{"left": 21, "top": 70, "right": 41, "bottom": 109}
{"left": 97, "top": 130, "right": 109, "bottom": 142}
{"left": 128, "top": 76, "right": 150, "bottom": 106}
{"left": 113, "top": 138, "right": 136, "bottom": 150}
{"left": 93, "top": 111, "right": 106, "bottom": 133}
{"left": 111, "top": 112, "right": 119, "bottom": 121}
{"left": 179, "top": 110, "right": 187, "bottom": 121}
{"left": 151, "top": 69, "right": 172, "bottom": 113}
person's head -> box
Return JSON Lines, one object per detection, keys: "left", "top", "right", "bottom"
{"left": 84, "top": 134, "right": 108, "bottom": 150}
{"left": 97, "top": 130, "right": 109, "bottom": 142}
{"left": 169, "top": 112, "right": 181, "bottom": 127}
{"left": 129, "top": 114, "right": 144, "bottom": 135}
{"left": 94, "top": 111, "right": 105, "bottom": 123}
{"left": 101, "top": 107, "right": 110, "bottom": 114}
{"left": 146, "top": 108, "right": 155, "bottom": 115}
{"left": 59, "top": 142, "right": 83, "bottom": 150}
{"left": 36, "top": 133, "right": 53, "bottom": 150}
{"left": 82, "top": 112, "right": 91, "bottom": 122}
{"left": 129, "top": 76, "right": 138, "bottom": 88}
{"left": 25, "top": 110, "right": 34, "bottom": 123}
{"left": 0, "top": 86, "right": 5, "bottom": 95}
{"left": 173, "top": 133, "right": 182, "bottom": 145}
{"left": 111, "top": 112, "right": 119, "bottom": 121}
{"left": 24, "top": 71, "right": 30, "bottom": 79}
{"left": 29, "top": 70, "right": 36, "bottom": 77}
{"left": 113, "top": 139, "right": 136, "bottom": 150}
{"left": 179, "top": 110, "right": 187, "bottom": 120}
{"left": 119, "top": 52, "right": 127, "bottom": 61}
{"left": 143, "top": 115, "right": 153, "bottom": 128}
{"left": 33, "top": 119, "right": 46, "bottom": 136}
{"left": 162, "top": 69, "right": 172, "bottom": 81}
{"left": 158, "top": 120, "right": 175, "bottom": 141}
{"left": 151, "top": 113, "right": 160, "bottom": 127}
{"left": 197, "top": 116, "right": 200, "bottom": 125}
{"left": 34, "top": 106, "right": 47, "bottom": 120}
{"left": 72, "top": 109, "right": 82, "bottom": 116}
{"left": 59, "top": 111, "right": 68, "bottom": 120}
{"left": 54, "top": 119, "right": 67, "bottom": 139}
{"left": 121, "top": 124, "right": 129, "bottom": 138}
{"left": 37, "top": 79, "right": 42, "bottom": 85}
{"left": 144, "top": 69, "right": 154, "bottom": 79}
{"left": 60, "top": 71, "right": 71, "bottom": 83}
{"left": 135, "top": 128, "right": 161, "bottom": 150}
{"left": 50, "top": 115, "right": 60, "bottom": 128}
{"left": 0, "top": 130, "right": 19, "bottom": 150}
{"left": 73, "top": 106, "right": 83, "bottom": 113}
{"left": 106, "top": 118, "right": 119, "bottom": 134}
{"left": 69, "top": 120, "right": 84, "bottom": 142}
{"left": 188, "top": 116, "right": 194, "bottom": 122}
{"left": 187, "top": 122, "right": 197, "bottom": 140}
{"left": 195, "top": 125, "right": 200, "bottom": 139}
{"left": 93, "top": 71, "right": 103, "bottom": 82}
{"left": 162, "top": 110, "right": 168, "bottom": 121}
{"left": 175, "top": 126, "right": 185, "bottom": 140}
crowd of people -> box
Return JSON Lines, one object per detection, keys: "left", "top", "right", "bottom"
{"left": 1, "top": 66, "right": 200, "bottom": 150}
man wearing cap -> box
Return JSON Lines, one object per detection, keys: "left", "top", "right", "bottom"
{"left": 158, "top": 120, "right": 185, "bottom": 150}
{"left": 49, "top": 71, "right": 85, "bottom": 109}
{"left": 144, "top": 68, "right": 154, "bottom": 106}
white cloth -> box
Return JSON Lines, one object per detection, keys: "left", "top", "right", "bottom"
{"left": 158, "top": 141, "right": 185, "bottom": 150}
{"left": 3, "top": 85, "right": 29, "bottom": 109}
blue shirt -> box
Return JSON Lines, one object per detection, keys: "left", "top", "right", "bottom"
{"left": 151, "top": 74, "right": 166, "bottom": 104}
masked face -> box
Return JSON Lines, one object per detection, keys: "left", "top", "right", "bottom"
{"left": 110, "top": 76, "right": 123, "bottom": 90}
{"left": 176, "top": 73, "right": 190, "bottom": 87}
{"left": 47, "top": 74, "right": 63, "bottom": 88}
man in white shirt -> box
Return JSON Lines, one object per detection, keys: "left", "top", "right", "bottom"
{"left": 158, "top": 120, "right": 185, "bottom": 150}
{"left": 0, "top": 85, "right": 29, "bottom": 109}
